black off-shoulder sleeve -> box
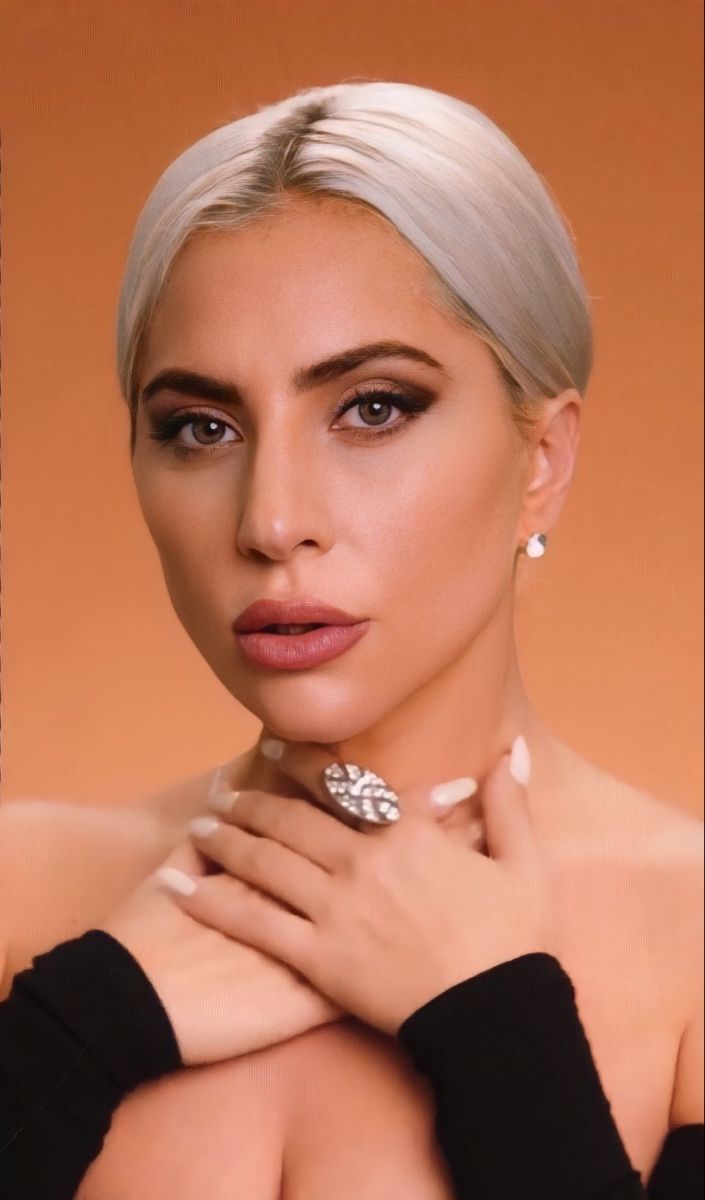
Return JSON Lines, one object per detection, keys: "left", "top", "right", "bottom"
{"left": 0, "top": 930, "right": 182, "bottom": 1199}
{"left": 396, "top": 951, "right": 704, "bottom": 1199}
{"left": 1, "top": 938, "right": 702, "bottom": 1199}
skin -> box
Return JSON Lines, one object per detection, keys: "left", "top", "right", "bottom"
{"left": 131, "top": 192, "right": 582, "bottom": 812}
{"left": 4, "top": 192, "right": 700, "bottom": 1198}
{"left": 175, "top": 746, "right": 560, "bottom": 1036}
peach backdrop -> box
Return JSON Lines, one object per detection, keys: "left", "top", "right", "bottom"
{"left": 0, "top": 0, "right": 702, "bottom": 815}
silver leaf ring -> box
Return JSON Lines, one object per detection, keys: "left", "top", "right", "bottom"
{"left": 320, "top": 761, "right": 401, "bottom": 830}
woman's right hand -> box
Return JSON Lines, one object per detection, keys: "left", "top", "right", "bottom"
{"left": 100, "top": 836, "right": 343, "bottom": 1068}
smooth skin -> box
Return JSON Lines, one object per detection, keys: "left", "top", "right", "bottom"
{"left": 103, "top": 737, "right": 555, "bottom": 1062}
{"left": 122, "top": 189, "right": 577, "bottom": 1057}
{"left": 101, "top": 831, "right": 343, "bottom": 1068}
{"left": 173, "top": 740, "right": 558, "bottom": 1036}
{"left": 130, "top": 193, "right": 581, "bottom": 800}
{"left": 123, "top": 191, "right": 700, "bottom": 1132}
{"left": 2, "top": 191, "right": 691, "bottom": 1196}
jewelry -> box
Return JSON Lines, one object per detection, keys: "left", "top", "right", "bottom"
{"left": 524, "top": 532, "right": 547, "bottom": 558}
{"left": 321, "top": 761, "right": 401, "bottom": 828}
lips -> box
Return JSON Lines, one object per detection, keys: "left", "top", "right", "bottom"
{"left": 235, "top": 621, "right": 370, "bottom": 670}
{"left": 234, "top": 596, "right": 363, "bottom": 634}
{"left": 233, "top": 596, "right": 369, "bottom": 671}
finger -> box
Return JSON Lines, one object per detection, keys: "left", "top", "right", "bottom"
{"left": 256, "top": 736, "right": 468, "bottom": 830}
{"left": 165, "top": 869, "right": 316, "bottom": 975}
{"left": 421, "top": 774, "right": 481, "bottom": 834}
{"left": 214, "top": 739, "right": 339, "bottom": 818}
{"left": 188, "top": 815, "right": 331, "bottom": 918}
{"left": 261, "top": 737, "right": 359, "bottom": 823}
{"left": 159, "top": 835, "right": 213, "bottom": 878}
{"left": 256, "top": 734, "right": 410, "bottom": 830}
{"left": 205, "top": 788, "right": 360, "bottom": 873}
{"left": 481, "top": 737, "right": 536, "bottom": 866}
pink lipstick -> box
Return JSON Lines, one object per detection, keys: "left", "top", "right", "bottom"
{"left": 233, "top": 596, "right": 369, "bottom": 670}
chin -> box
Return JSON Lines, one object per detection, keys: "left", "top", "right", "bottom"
{"left": 232, "top": 681, "right": 392, "bottom": 748}
{"left": 255, "top": 709, "right": 374, "bottom": 748}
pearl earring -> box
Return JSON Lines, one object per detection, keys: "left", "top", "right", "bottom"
{"left": 524, "top": 532, "right": 547, "bottom": 558}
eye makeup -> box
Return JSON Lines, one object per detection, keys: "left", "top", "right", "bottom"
{"left": 147, "top": 385, "right": 436, "bottom": 459}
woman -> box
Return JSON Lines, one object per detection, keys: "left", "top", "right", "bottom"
{"left": 1, "top": 79, "right": 702, "bottom": 1197}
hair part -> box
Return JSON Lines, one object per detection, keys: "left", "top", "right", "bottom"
{"left": 117, "top": 79, "right": 593, "bottom": 456}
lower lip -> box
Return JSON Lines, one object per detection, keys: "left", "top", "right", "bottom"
{"left": 235, "top": 621, "right": 370, "bottom": 670}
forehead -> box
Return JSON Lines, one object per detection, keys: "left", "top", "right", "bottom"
{"left": 150, "top": 197, "right": 438, "bottom": 320}
{"left": 138, "top": 195, "right": 498, "bottom": 394}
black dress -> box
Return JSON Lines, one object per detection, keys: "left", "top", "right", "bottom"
{"left": 1, "top": 930, "right": 702, "bottom": 1199}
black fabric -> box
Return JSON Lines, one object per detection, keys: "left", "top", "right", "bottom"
{"left": 0, "top": 930, "right": 182, "bottom": 1199}
{"left": 397, "top": 950, "right": 704, "bottom": 1198}
{"left": 0, "top": 937, "right": 701, "bottom": 1200}
{"left": 646, "top": 1124, "right": 704, "bottom": 1200}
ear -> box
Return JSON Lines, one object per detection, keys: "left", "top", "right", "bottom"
{"left": 517, "top": 389, "right": 582, "bottom": 545}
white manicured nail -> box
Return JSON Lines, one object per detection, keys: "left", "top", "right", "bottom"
{"left": 509, "top": 735, "right": 531, "bottom": 786}
{"left": 188, "top": 815, "right": 220, "bottom": 838}
{"left": 155, "top": 866, "right": 198, "bottom": 896}
{"left": 429, "top": 776, "right": 478, "bottom": 807}
{"left": 261, "top": 737, "right": 286, "bottom": 760}
{"left": 208, "top": 789, "right": 240, "bottom": 814}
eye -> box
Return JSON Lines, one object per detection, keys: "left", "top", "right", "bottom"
{"left": 148, "top": 411, "right": 239, "bottom": 456}
{"left": 181, "top": 415, "right": 237, "bottom": 449}
{"left": 147, "top": 385, "right": 434, "bottom": 458}
{"left": 332, "top": 387, "right": 432, "bottom": 438}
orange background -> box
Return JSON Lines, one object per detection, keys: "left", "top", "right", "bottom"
{"left": 0, "top": 0, "right": 702, "bottom": 815}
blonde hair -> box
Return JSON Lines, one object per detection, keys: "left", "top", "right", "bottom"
{"left": 116, "top": 79, "right": 593, "bottom": 453}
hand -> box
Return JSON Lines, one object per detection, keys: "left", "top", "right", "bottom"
{"left": 166, "top": 738, "right": 561, "bottom": 1035}
{"left": 100, "top": 835, "right": 343, "bottom": 1068}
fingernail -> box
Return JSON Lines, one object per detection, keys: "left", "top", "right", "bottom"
{"left": 261, "top": 737, "right": 286, "bottom": 761}
{"left": 208, "top": 789, "right": 240, "bottom": 814}
{"left": 188, "top": 815, "right": 220, "bottom": 838}
{"left": 155, "top": 866, "right": 198, "bottom": 896}
{"left": 429, "top": 776, "right": 478, "bottom": 807}
{"left": 509, "top": 735, "right": 531, "bottom": 786}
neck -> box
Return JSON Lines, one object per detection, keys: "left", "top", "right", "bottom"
{"left": 250, "top": 593, "right": 560, "bottom": 808}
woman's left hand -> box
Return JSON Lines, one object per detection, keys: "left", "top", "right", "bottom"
{"left": 173, "top": 739, "right": 561, "bottom": 1035}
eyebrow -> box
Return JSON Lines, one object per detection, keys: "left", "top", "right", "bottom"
{"left": 138, "top": 340, "right": 450, "bottom": 406}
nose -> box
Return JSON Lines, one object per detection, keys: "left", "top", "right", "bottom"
{"left": 235, "top": 424, "right": 332, "bottom": 562}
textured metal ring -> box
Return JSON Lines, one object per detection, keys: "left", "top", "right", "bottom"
{"left": 321, "top": 761, "right": 401, "bottom": 829}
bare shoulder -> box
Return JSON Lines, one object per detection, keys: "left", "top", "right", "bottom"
{"left": 618, "top": 783, "right": 705, "bottom": 1127}
{"left": 561, "top": 744, "right": 703, "bottom": 981}
{"left": 0, "top": 756, "right": 228, "bottom": 990}
{"left": 0, "top": 798, "right": 165, "bottom": 990}
{"left": 620, "top": 778, "right": 704, "bottom": 957}
{"left": 549, "top": 737, "right": 703, "bottom": 862}
{"left": 606, "top": 770, "right": 702, "bottom": 878}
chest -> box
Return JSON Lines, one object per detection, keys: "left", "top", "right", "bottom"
{"left": 77, "top": 870, "right": 682, "bottom": 1200}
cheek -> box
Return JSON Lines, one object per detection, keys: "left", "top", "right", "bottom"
{"left": 132, "top": 470, "right": 228, "bottom": 613}
{"left": 134, "top": 446, "right": 222, "bottom": 546}
{"left": 378, "top": 440, "right": 520, "bottom": 610}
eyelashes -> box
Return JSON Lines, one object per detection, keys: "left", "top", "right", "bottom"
{"left": 147, "top": 387, "right": 434, "bottom": 459}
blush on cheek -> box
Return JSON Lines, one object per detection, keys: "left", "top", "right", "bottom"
{"left": 415, "top": 447, "right": 514, "bottom": 567}
{"left": 397, "top": 469, "right": 518, "bottom": 663}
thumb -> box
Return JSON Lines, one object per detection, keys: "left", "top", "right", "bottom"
{"left": 481, "top": 736, "right": 534, "bottom": 864}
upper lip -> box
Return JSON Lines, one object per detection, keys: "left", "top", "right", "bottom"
{"left": 234, "top": 597, "right": 365, "bottom": 633}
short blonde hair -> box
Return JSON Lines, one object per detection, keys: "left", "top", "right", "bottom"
{"left": 116, "top": 79, "right": 592, "bottom": 453}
